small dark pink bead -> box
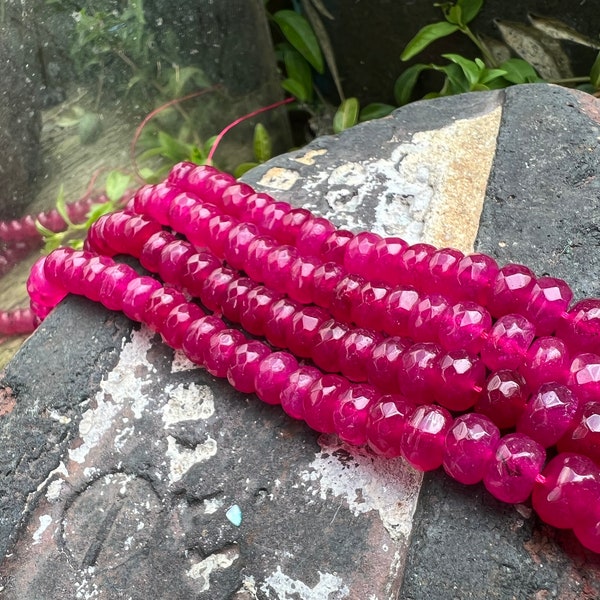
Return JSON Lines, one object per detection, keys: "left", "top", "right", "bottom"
{"left": 255, "top": 352, "right": 300, "bottom": 406}
{"left": 258, "top": 201, "right": 291, "bottom": 235}
{"left": 80, "top": 255, "right": 113, "bottom": 302}
{"left": 263, "top": 245, "right": 299, "bottom": 293}
{"left": 100, "top": 211, "right": 132, "bottom": 255}
{"left": 517, "top": 383, "right": 581, "bottom": 448}
{"left": 27, "top": 256, "right": 68, "bottom": 307}
{"left": 558, "top": 299, "right": 600, "bottom": 355}
{"left": 199, "top": 267, "right": 237, "bottom": 312}
{"left": 455, "top": 253, "right": 499, "bottom": 306}
{"left": 180, "top": 251, "right": 221, "bottom": 298}
{"left": 434, "top": 350, "right": 486, "bottom": 412}
{"left": 61, "top": 252, "right": 94, "bottom": 295}
{"left": 311, "top": 319, "right": 350, "bottom": 373}
{"left": 397, "top": 243, "right": 436, "bottom": 287}
{"left": 44, "top": 247, "right": 75, "bottom": 284}
{"left": 370, "top": 237, "right": 408, "bottom": 286}
{"left": 158, "top": 240, "right": 195, "bottom": 287}
{"left": 245, "top": 236, "right": 277, "bottom": 282}
{"left": 143, "top": 287, "right": 187, "bottom": 332}
{"left": 480, "top": 314, "right": 536, "bottom": 371}
{"left": 524, "top": 276, "right": 573, "bottom": 335}
{"left": 488, "top": 263, "right": 536, "bottom": 318}
{"left": 384, "top": 287, "right": 420, "bottom": 337}
{"left": 86, "top": 215, "right": 114, "bottom": 256}
{"left": 98, "top": 264, "right": 138, "bottom": 311}
{"left": 330, "top": 274, "right": 365, "bottom": 323}
{"left": 366, "top": 395, "right": 416, "bottom": 458}
{"left": 397, "top": 342, "right": 442, "bottom": 404}
{"left": 227, "top": 340, "right": 271, "bottom": 393}
{"left": 557, "top": 401, "right": 600, "bottom": 465}
{"left": 181, "top": 315, "right": 226, "bottom": 365}
{"left": 221, "top": 277, "right": 257, "bottom": 324}
{"left": 220, "top": 182, "right": 254, "bottom": 218}
{"left": 185, "top": 203, "right": 220, "bottom": 249}
{"left": 122, "top": 276, "right": 162, "bottom": 322}
{"left": 141, "top": 183, "right": 179, "bottom": 226}
{"left": 264, "top": 298, "right": 301, "bottom": 348}
{"left": 367, "top": 336, "right": 410, "bottom": 393}
{"left": 167, "top": 161, "right": 199, "bottom": 184}
{"left": 400, "top": 404, "right": 453, "bottom": 471}
{"left": 240, "top": 286, "right": 282, "bottom": 336}
{"left": 286, "top": 306, "right": 329, "bottom": 358}
{"left": 140, "top": 231, "right": 176, "bottom": 273}
{"left": 206, "top": 214, "right": 236, "bottom": 258}
{"left": 407, "top": 293, "right": 450, "bottom": 343}
{"left": 312, "top": 262, "right": 345, "bottom": 309}
{"left": 475, "top": 370, "right": 529, "bottom": 430}
{"left": 320, "top": 230, "right": 354, "bottom": 264}
{"left": 223, "top": 222, "right": 260, "bottom": 270}
{"left": 204, "top": 329, "right": 246, "bottom": 377}
{"left": 240, "top": 192, "right": 270, "bottom": 223}
{"left": 168, "top": 192, "right": 198, "bottom": 234}
{"left": 339, "top": 329, "right": 382, "bottom": 382}
{"left": 343, "top": 232, "right": 382, "bottom": 277}
{"left": 280, "top": 366, "right": 322, "bottom": 419}
{"left": 173, "top": 164, "right": 218, "bottom": 190}
{"left": 287, "top": 256, "right": 319, "bottom": 304}
{"left": 296, "top": 217, "right": 336, "bottom": 257}
{"left": 278, "top": 208, "right": 312, "bottom": 245}
{"left": 333, "top": 384, "right": 380, "bottom": 446}
{"left": 484, "top": 433, "right": 546, "bottom": 503}
{"left": 438, "top": 301, "right": 491, "bottom": 354}
{"left": 304, "top": 374, "right": 350, "bottom": 433}
{"left": 351, "top": 281, "right": 390, "bottom": 332}
{"left": 443, "top": 414, "right": 500, "bottom": 485}
{"left": 425, "top": 248, "right": 464, "bottom": 299}
{"left": 568, "top": 353, "right": 600, "bottom": 402}
{"left": 161, "top": 302, "right": 204, "bottom": 349}
{"left": 519, "top": 336, "right": 570, "bottom": 391}
{"left": 202, "top": 172, "right": 236, "bottom": 205}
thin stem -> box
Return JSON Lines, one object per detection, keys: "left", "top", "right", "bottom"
{"left": 549, "top": 76, "right": 591, "bottom": 85}
{"left": 462, "top": 26, "right": 498, "bottom": 68}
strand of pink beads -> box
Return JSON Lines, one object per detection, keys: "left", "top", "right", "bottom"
{"left": 19, "top": 161, "right": 600, "bottom": 554}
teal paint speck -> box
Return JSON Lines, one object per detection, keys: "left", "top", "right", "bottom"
{"left": 226, "top": 504, "right": 242, "bottom": 527}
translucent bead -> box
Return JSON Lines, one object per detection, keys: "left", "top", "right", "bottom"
{"left": 98, "top": 264, "right": 137, "bottom": 311}
{"left": 483, "top": 433, "right": 545, "bottom": 504}
{"left": 330, "top": 274, "right": 365, "bottom": 323}
{"left": 475, "top": 370, "right": 529, "bottom": 430}
{"left": 181, "top": 315, "right": 225, "bottom": 365}
{"left": 170, "top": 163, "right": 216, "bottom": 190}
{"left": 568, "top": 353, "right": 600, "bottom": 402}
{"left": 180, "top": 251, "right": 221, "bottom": 298}
{"left": 280, "top": 365, "right": 321, "bottom": 419}
{"left": 333, "top": 384, "right": 380, "bottom": 446}
{"left": 264, "top": 298, "right": 301, "bottom": 348}
{"left": 574, "top": 510, "right": 600, "bottom": 553}
{"left": 517, "top": 383, "right": 581, "bottom": 448}
{"left": 438, "top": 301, "right": 491, "bottom": 354}
{"left": 339, "top": 329, "right": 382, "bottom": 382}
{"left": 278, "top": 208, "right": 312, "bottom": 246}
{"left": 199, "top": 267, "right": 237, "bottom": 312}
{"left": 184, "top": 203, "right": 219, "bottom": 249}
{"left": 221, "top": 278, "right": 257, "bottom": 324}
{"left": 287, "top": 256, "right": 320, "bottom": 304}
{"left": 524, "top": 276, "right": 573, "bottom": 336}
{"left": 304, "top": 374, "right": 350, "bottom": 434}
{"left": 263, "top": 245, "right": 299, "bottom": 294}
{"left": 227, "top": 341, "right": 271, "bottom": 393}
{"left": 80, "top": 255, "right": 112, "bottom": 302}
{"left": 62, "top": 252, "right": 95, "bottom": 295}
{"left": 286, "top": 306, "right": 329, "bottom": 358}
{"left": 204, "top": 329, "right": 246, "bottom": 377}
{"left": 245, "top": 236, "right": 277, "bottom": 282}
{"left": 384, "top": 287, "right": 420, "bottom": 337}
{"left": 223, "top": 222, "right": 260, "bottom": 270}
{"left": 122, "top": 276, "right": 162, "bottom": 322}
{"left": 367, "top": 336, "right": 410, "bottom": 393}
{"left": 370, "top": 237, "right": 408, "bottom": 286}
{"left": 311, "top": 319, "right": 350, "bottom": 373}
{"left": 140, "top": 231, "right": 176, "bottom": 274}
{"left": 366, "top": 395, "right": 416, "bottom": 458}
{"left": 257, "top": 201, "right": 291, "bottom": 235}
{"left": 407, "top": 294, "right": 450, "bottom": 343}
{"left": 161, "top": 302, "right": 204, "bottom": 349}
{"left": 532, "top": 453, "right": 600, "bottom": 529}
{"left": 397, "top": 342, "right": 442, "bottom": 404}
{"left": 122, "top": 215, "right": 163, "bottom": 257}
{"left": 443, "top": 413, "right": 500, "bottom": 485}
{"left": 455, "top": 253, "right": 499, "bottom": 306}
{"left": 312, "top": 262, "right": 345, "bottom": 309}
{"left": 351, "top": 281, "right": 390, "bottom": 332}
{"left": 343, "top": 232, "right": 382, "bottom": 278}
{"left": 206, "top": 214, "right": 236, "bottom": 258}
{"left": 320, "top": 230, "right": 354, "bottom": 264}
{"left": 480, "top": 314, "right": 535, "bottom": 371}
{"left": 204, "top": 172, "right": 237, "bottom": 205}
{"left": 239, "top": 286, "right": 282, "bottom": 336}
{"left": 240, "top": 192, "right": 270, "bottom": 224}
{"left": 488, "top": 263, "right": 536, "bottom": 318}
{"left": 425, "top": 248, "right": 464, "bottom": 300}
{"left": 142, "top": 288, "right": 187, "bottom": 332}
{"left": 296, "top": 217, "right": 336, "bottom": 257}
{"left": 27, "top": 256, "right": 67, "bottom": 308}
{"left": 255, "top": 352, "right": 300, "bottom": 406}
{"left": 397, "top": 243, "right": 436, "bottom": 287}
{"left": 44, "top": 247, "right": 75, "bottom": 285}
{"left": 557, "top": 401, "right": 600, "bottom": 465}
{"left": 400, "top": 404, "right": 453, "bottom": 471}
{"left": 167, "top": 192, "right": 198, "bottom": 234}
{"left": 519, "top": 336, "right": 570, "bottom": 391}
{"left": 558, "top": 299, "right": 600, "bottom": 354}
{"left": 434, "top": 350, "right": 486, "bottom": 412}
{"left": 140, "top": 183, "right": 180, "bottom": 226}
{"left": 158, "top": 240, "right": 195, "bottom": 287}
{"left": 220, "top": 182, "right": 254, "bottom": 218}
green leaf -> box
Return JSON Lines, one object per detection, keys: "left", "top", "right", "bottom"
{"left": 156, "top": 131, "right": 194, "bottom": 162}
{"left": 442, "top": 53, "right": 481, "bottom": 87}
{"left": 401, "top": 22, "right": 460, "bottom": 61}
{"left": 394, "top": 63, "right": 430, "bottom": 105}
{"left": 283, "top": 46, "right": 313, "bottom": 102}
{"left": 105, "top": 171, "right": 132, "bottom": 204}
{"left": 359, "top": 103, "right": 396, "bottom": 122}
{"left": 234, "top": 162, "right": 259, "bottom": 178}
{"left": 590, "top": 51, "right": 600, "bottom": 89}
{"left": 478, "top": 68, "right": 508, "bottom": 84}
{"left": 273, "top": 10, "right": 324, "bottom": 73}
{"left": 202, "top": 135, "right": 218, "bottom": 158}
{"left": 457, "top": 0, "right": 484, "bottom": 24}
{"left": 281, "top": 77, "right": 310, "bottom": 102}
{"left": 333, "top": 97, "right": 360, "bottom": 133}
{"left": 84, "top": 201, "right": 118, "bottom": 227}
{"left": 499, "top": 58, "right": 544, "bottom": 84}
{"left": 253, "top": 123, "right": 272, "bottom": 163}
{"left": 433, "top": 63, "right": 470, "bottom": 95}
{"left": 446, "top": 5, "right": 462, "bottom": 26}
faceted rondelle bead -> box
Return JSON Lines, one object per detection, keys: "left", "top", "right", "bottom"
{"left": 239, "top": 286, "right": 282, "bottom": 336}
{"left": 140, "top": 231, "right": 176, "bottom": 274}
{"left": 311, "top": 319, "right": 351, "bottom": 373}
{"left": 339, "top": 329, "right": 382, "bottom": 382}
{"left": 258, "top": 201, "right": 292, "bottom": 236}
{"left": 180, "top": 251, "right": 221, "bottom": 298}
{"left": 558, "top": 299, "right": 600, "bottom": 354}
{"left": 568, "top": 353, "right": 600, "bottom": 402}
{"left": 240, "top": 192, "right": 270, "bottom": 223}
{"left": 263, "top": 245, "right": 299, "bottom": 294}
{"left": 122, "top": 276, "right": 162, "bottom": 322}
{"left": 407, "top": 293, "right": 450, "bottom": 343}
{"left": 557, "top": 401, "right": 600, "bottom": 465}
{"left": 343, "top": 232, "right": 382, "bottom": 278}
{"left": 333, "top": 384, "right": 380, "bottom": 446}
{"left": 264, "top": 298, "right": 301, "bottom": 348}
{"left": 366, "top": 336, "right": 410, "bottom": 393}
{"left": 254, "top": 352, "right": 300, "bottom": 406}
{"left": 396, "top": 243, "right": 436, "bottom": 287}
{"left": 384, "top": 287, "right": 420, "bottom": 337}
{"left": 424, "top": 248, "right": 464, "bottom": 299}
{"left": 79, "top": 255, "right": 113, "bottom": 302}
{"left": 142, "top": 288, "right": 187, "bottom": 332}
{"left": 227, "top": 341, "right": 271, "bottom": 394}
{"left": 366, "top": 395, "right": 416, "bottom": 458}
{"left": 531, "top": 453, "right": 600, "bottom": 529}
{"left": 400, "top": 404, "right": 453, "bottom": 471}
{"left": 220, "top": 182, "right": 254, "bottom": 218}
{"left": 488, "top": 263, "right": 536, "bottom": 318}
{"left": 44, "top": 247, "right": 75, "bottom": 285}
{"left": 434, "top": 350, "right": 486, "bottom": 412}
{"left": 483, "top": 433, "right": 546, "bottom": 504}
{"left": 245, "top": 236, "right": 277, "bottom": 282}
{"left": 320, "top": 230, "right": 355, "bottom": 264}
{"left": 519, "top": 336, "right": 570, "bottom": 391}
{"left": 443, "top": 413, "right": 500, "bottom": 485}
{"left": 351, "top": 281, "right": 390, "bottom": 332}
{"left": 204, "top": 214, "right": 235, "bottom": 258}
{"left": 202, "top": 172, "right": 236, "bottom": 205}
{"left": 158, "top": 240, "right": 196, "bottom": 287}
{"left": 286, "top": 307, "right": 329, "bottom": 358}
{"left": 524, "top": 276, "right": 573, "bottom": 336}
{"left": 181, "top": 315, "right": 226, "bottom": 365}
{"left": 397, "top": 342, "right": 442, "bottom": 403}
{"left": 278, "top": 208, "right": 312, "bottom": 246}
{"left": 204, "top": 329, "right": 246, "bottom": 377}
{"left": 199, "top": 267, "right": 237, "bottom": 312}
{"left": 370, "top": 237, "right": 408, "bottom": 286}
{"left": 312, "top": 262, "right": 345, "bottom": 309}
{"left": 139, "top": 183, "right": 179, "bottom": 226}
{"left": 296, "top": 217, "right": 336, "bottom": 257}
{"left": 330, "top": 274, "right": 365, "bottom": 323}
{"left": 475, "top": 370, "right": 529, "bottom": 430}
{"left": 62, "top": 252, "right": 95, "bottom": 295}
{"left": 304, "top": 374, "right": 350, "bottom": 434}
{"left": 223, "top": 222, "right": 260, "bottom": 270}
{"left": 438, "top": 301, "right": 492, "bottom": 354}
{"left": 160, "top": 302, "right": 204, "bottom": 349}
{"left": 98, "top": 264, "right": 138, "bottom": 311}
{"left": 27, "top": 256, "right": 68, "bottom": 308}
{"left": 280, "top": 365, "right": 322, "bottom": 419}
{"left": 287, "top": 256, "right": 320, "bottom": 304}
{"left": 220, "top": 278, "right": 257, "bottom": 324}
{"left": 167, "top": 192, "right": 198, "bottom": 234}
{"left": 455, "top": 253, "right": 499, "bottom": 306}
{"left": 185, "top": 203, "right": 220, "bottom": 248}
{"left": 480, "top": 314, "right": 536, "bottom": 371}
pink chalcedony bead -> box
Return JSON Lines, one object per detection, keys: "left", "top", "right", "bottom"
{"left": 180, "top": 251, "right": 221, "bottom": 298}
{"left": 438, "top": 301, "right": 491, "bottom": 354}
{"left": 424, "top": 248, "right": 464, "bottom": 300}
{"left": 245, "top": 236, "right": 277, "bottom": 282}
{"left": 278, "top": 208, "right": 312, "bottom": 246}
{"left": 140, "top": 231, "right": 176, "bottom": 274}
{"left": 370, "top": 237, "right": 408, "bottom": 286}
{"left": 286, "top": 306, "right": 329, "bottom": 358}
{"left": 488, "top": 263, "right": 536, "bottom": 318}
{"left": 367, "top": 336, "right": 410, "bottom": 393}
{"left": 122, "top": 276, "right": 162, "bottom": 322}
{"left": 221, "top": 277, "right": 257, "bottom": 324}
{"left": 204, "top": 329, "right": 246, "bottom": 377}
{"left": 239, "top": 286, "right": 282, "bottom": 336}
{"left": 558, "top": 299, "right": 600, "bottom": 354}
{"left": 455, "top": 253, "right": 499, "bottom": 306}
{"left": 333, "top": 384, "right": 380, "bottom": 446}
{"left": 185, "top": 203, "right": 220, "bottom": 248}
{"left": 400, "top": 404, "right": 453, "bottom": 471}
{"left": 343, "top": 232, "right": 382, "bottom": 278}
{"left": 397, "top": 243, "right": 436, "bottom": 287}
{"left": 280, "top": 365, "right": 322, "bottom": 419}
{"left": 480, "top": 314, "right": 535, "bottom": 371}
{"left": 351, "top": 281, "right": 390, "bottom": 332}
{"left": 239, "top": 192, "right": 270, "bottom": 223}
{"left": 320, "top": 230, "right": 354, "bottom": 264}
{"left": 98, "top": 264, "right": 138, "bottom": 311}
{"left": 434, "top": 350, "right": 486, "bottom": 411}
{"left": 223, "top": 222, "right": 260, "bottom": 270}
{"left": 524, "top": 276, "right": 573, "bottom": 336}
{"left": 167, "top": 192, "right": 198, "bottom": 234}
{"left": 258, "top": 201, "right": 292, "bottom": 236}
{"left": 141, "top": 183, "right": 180, "bottom": 226}
{"left": 142, "top": 288, "right": 187, "bottom": 332}
{"left": 296, "top": 217, "right": 336, "bottom": 257}
{"left": 311, "top": 319, "right": 350, "bottom": 373}
{"left": 339, "top": 329, "right": 382, "bottom": 382}
{"left": 202, "top": 172, "right": 237, "bottom": 205}
{"left": 366, "top": 395, "right": 416, "bottom": 458}
{"left": 558, "top": 401, "right": 600, "bottom": 465}
{"left": 384, "top": 287, "right": 420, "bottom": 337}
{"left": 330, "top": 274, "right": 365, "bottom": 323}
{"left": 568, "top": 353, "right": 600, "bottom": 402}
{"left": 483, "top": 433, "right": 546, "bottom": 503}
{"left": 181, "top": 315, "right": 226, "bottom": 365}
{"left": 532, "top": 453, "right": 600, "bottom": 529}
{"left": 312, "top": 262, "right": 345, "bottom": 309}
{"left": 206, "top": 214, "right": 236, "bottom": 258}
{"left": 227, "top": 340, "right": 271, "bottom": 393}
{"left": 255, "top": 352, "right": 300, "bottom": 406}
{"left": 304, "top": 374, "right": 350, "bottom": 433}
{"left": 160, "top": 302, "right": 204, "bottom": 349}
{"left": 264, "top": 298, "right": 301, "bottom": 348}
{"left": 79, "top": 255, "right": 112, "bottom": 302}
{"left": 158, "top": 240, "right": 196, "bottom": 287}
{"left": 172, "top": 163, "right": 218, "bottom": 190}
{"left": 263, "top": 245, "right": 299, "bottom": 294}
{"left": 407, "top": 294, "right": 450, "bottom": 343}
{"left": 287, "top": 256, "right": 319, "bottom": 304}
{"left": 27, "top": 256, "right": 68, "bottom": 308}
{"left": 519, "top": 336, "right": 570, "bottom": 391}
{"left": 199, "top": 267, "right": 237, "bottom": 312}
{"left": 443, "top": 413, "right": 500, "bottom": 485}
{"left": 475, "top": 370, "right": 529, "bottom": 430}
{"left": 517, "top": 383, "right": 581, "bottom": 448}
{"left": 117, "top": 213, "right": 161, "bottom": 256}
{"left": 398, "top": 342, "right": 441, "bottom": 404}
{"left": 61, "top": 251, "right": 95, "bottom": 295}
{"left": 574, "top": 514, "right": 600, "bottom": 553}
{"left": 220, "top": 182, "right": 254, "bottom": 218}
{"left": 44, "top": 247, "right": 75, "bottom": 285}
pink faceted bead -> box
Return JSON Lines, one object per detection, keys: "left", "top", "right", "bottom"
{"left": 167, "top": 192, "right": 198, "bottom": 234}
{"left": 185, "top": 203, "right": 220, "bottom": 249}
{"left": 339, "top": 329, "right": 382, "bottom": 382}
{"left": 141, "top": 183, "right": 180, "bottom": 226}
{"left": 480, "top": 314, "right": 535, "bottom": 371}
{"left": 206, "top": 214, "right": 236, "bottom": 258}
{"left": 351, "top": 281, "right": 390, "bottom": 332}
{"left": 574, "top": 514, "right": 600, "bottom": 553}
{"left": 142, "top": 288, "right": 187, "bottom": 332}
{"left": 443, "top": 414, "right": 500, "bottom": 485}
{"left": 280, "top": 365, "right": 322, "bottom": 420}
{"left": 286, "top": 306, "right": 329, "bottom": 358}
{"left": 532, "top": 453, "right": 600, "bottom": 529}
{"left": 396, "top": 243, "right": 436, "bottom": 287}
{"left": 79, "top": 255, "right": 113, "bottom": 302}
{"left": 287, "top": 256, "right": 319, "bottom": 304}
{"left": 220, "top": 182, "right": 254, "bottom": 218}
{"left": 44, "top": 247, "right": 75, "bottom": 285}
{"left": 278, "top": 208, "right": 312, "bottom": 245}
{"left": 425, "top": 248, "right": 464, "bottom": 299}
{"left": 239, "top": 192, "right": 270, "bottom": 223}
{"left": 223, "top": 222, "right": 260, "bottom": 270}
{"left": 27, "top": 256, "right": 68, "bottom": 308}
{"left": 140, "top": 231, "right": 176, "bottom": 274}
{"left": 258, "top": 201, "right": 292, "bottom": 235}
{"left": 475, "top": 370, "right": 529, "bottom": 430}
{"left": 370, "top": 237, "right": 408, "bottom": 286}
{"left": 122, "top": 276, "right": 162, "bottom": 322}
{"left": 455, "top": 253, "right": 499, "bottom": 306}
{"left": 519, "top": 336, "right": 570, "bottom": 391}
{"left": 367, "top": 336, "right": 410, "bottom": 393}
{"left": 86, "top": 215, "right": 114, "bottom": 256}
{"left": 568, "top": 353, "right": 600, "bottom": 402}
{"left": 161, "top": 302, "right": 204, "bottom": 349}
{"left": 180, "top": 251, "right": 221, "bottom": 298}
{"left": 434, "top": 350, "right": 486, "bottom": 411}
{"left": 484, "top": 433, "right": 546, "bottom": 503}
{"left": 330, "top": 274, "right": 365, "bottom": 323}
{"left": 296, "top": 217, "right": 336, "bottom": 257}
{"left": 320, "top": 230, "right": 354, "bottom": 264}
{"left": 517, "top": 383, "right": 581, "bottom": 448}
{"left": 397, "top": 342, "right": 442, "bottom": 404}
{"left": 255, "top": 352, "right": 300, "bottom": 406}
{"left": 304, "top": 374, "right": 350, "bottom": 433}
{"left": 263, "top": 245, "right": 299, "bottom": 293}
{"left": 173, "top": 163, "right": 217, "bottom": 190}
{"left": 61, "top": 251, "right": 94, "bottom": 295}
{"left": 558, "top": 299, "right": 600, "bottom": 354}
{"left": 311, "top": 319, "right": 350, "bottom": 373}
{"left": 98, "top": 264, "right": 138, "bottom": 311}
{"left": 438, "top": 301, "right": 491, "bottom": 354}
{"left": 343, "top": 232, "right": 382, "bottom": 277}
{"left": 558, "top": 401, "right": 600, "bottom": 465}
{"left": 158, "top": 240, "right": 196, "bottom": 287}
{"left": 245, "top": 236, "right": 277, "bottom": 282}
{"left": 407, "top": 294, "right": 450, "bottom": 343}
{"left": 204, "top": 329, "right": 246, "bottom": 377}
{"left": 384, "top": 287, "right": 420, "bottom": 337}
{"left": 264, "top": 298, "right": 301, "bottom": 348}
{"left": 220, "top": 277, "right": 257, "bottom": 324}
{"left": 202, "top": 172, "right": 236, "bottom": 205}
{"left": 333, "top": 384, "right": 380, "bottom": 446}
{"left": 400, "top": 404, "right": 453, "bottom": 471}
{"left": 181, "top": 315, "right": 226, "bottom": 365}
{"left": 524, "top": 276, "right": 573, "bottom": 336}
{"left": 488, "top": 263, "right": 536, "bottom": 318}
{"left": 366, "top": 395, "right": 416, "bottom": 458}
{"left": 227, "top": 340, "right": 271, "bottom": 393}
{"left": 312, "top": 262, "right": 345, "bottom": 309}
{"left": 199, "top": 267, "right": 237, "bottom": 312}
{"left": 239, "top": 286, "right": 282, "bottom": 336}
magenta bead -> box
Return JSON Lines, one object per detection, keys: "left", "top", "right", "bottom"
{"left": 206, "top": 214, "right": 236, "bottom": 258}
{"left": 167, "top": 192, "right": 198, "bottom": 234}
{"left": 407, "top": 294, "right": 450, "bottom": 343}
{"left": 79, "top": 255, "right": 113, "bottom": 302}
{"left": 43, "top": 247, "right": 75, "bottom": 284}
{"left": 245, "top": 236, "right": 277, "bottom": 282}
{"left": 202, "top": 172, "right": 236, "bottom": 205}
{"left": 280, "top": 366, "right": 322, "bottom": 419}
{"left": 558, "top": 401, "right": 600, "bottom": 465}
{"left": 223, "top": 222, "right": 260, "bottom": 270}
{"left": 255, "top": 352, "right": 300, "bottom": 406}
{"left": 122, "top": 276, "right": 162, "bottom": 322}
{"left": 185, "top": 203, "right": 220, "bottom": 248}
{"left": 180, "top": 252, "right": 221, "bottom": 298}
{"left": 287, "top": 256, "right": 319, "bottom": 304}
{"left": 558, "top": 299, "right": 600, "bottom": 354}
{"left": 475, "top": 370, "right": 529, "bottom": 430}
{"left": 181, "top": 315, "right": 226, "bottom": 365}
{"left": 278, "top": 208, "right": 312, "bottom": 246}
{"left": 296, "top": 217, "right": 336, "bottom": 257}
{"left": 366, "top": 395, "right": 416, "bottom": 458}
{"left": 199, "top": 267, "right": 237, "bottom": 312}
{"left": 384, "top": 287, "right": 420, "bottom": 337}
{"left": 480, "top": 314, "right": 535, "bottom": 371}
{"left": 425, "top": 248, "right": 464, "bottom": 299}
{"left": 239, "top": 286, "right": 282, "bottom": 336}
{"left": 142, "top": 287, "right": 186, "bottom": 332}
{"left": 264, "top": 298, "right": 301, "bottom": 348}
{"left": 569, "top": 353, "right": 600, "bottom": 403}
{"left": 61, "top": 252, "right": 93, "bottom": 295}
{"left": 140, "top": 231, "right": 176, "bottom": 273}
{"left": 367, "top": 336, "right": 410, "bottom": 393}
{"left": 158, "top": 240, "right": 195, "bottom": 286}
{"left": 400, "top": 404, "right": 453, "bottom": 471}
{"left": 370, "top": 237, "right": 408, "bottom": 286}
{"left": 343, "top": 232, "right": 382, "bottom": 278}
{"left": 330, "top": 274, "right": 365, "bottom": 323}
{"left": 397, "top": 342, "right": 441, "bottom": 403}
{"left": 172, "top": 163, "right": 217, "bottom": 190}
{"left": 455, "top": 253, "right": 499, "bottom": 306}
{"left": 488, "top": 263, "right": 536, "bottom": 318}
{"left": 263, "top": 245, "right": 299, "bottom": 294}
{"left": 204, "top": 329, "right": 246, "bottom": 377}
{"left": 311, "top": 319, "right": 350, "bottom": 373}
{"left": 220, "top": 182, "right": 254, "bottom": 218}
{"left": 161, "top": 302, "right": 204, "bottom": 349}
{"left": 286, "top": 306, "right": 329, "bottom": 358}
{"left": 438, "top": 301, "right": 491, "bottom": 354}
{"left": 312, "top": 262, "right": 345, "bottom": 309}
{"left": 98, "top": 264, "right": 137, "bottom": 311}
{"left": 351, "top": 281, "right": 390, "bottom": 332}
{"left": 333, "top": 384, "right": 380, "bottom": 446}
{"left": 519, "top": 336, "right": 570, "bottom": 391}
{"left": 320, "top": 230, "right": 354, "bottom": 264}
{"left": 339, "top": 329, "right": 382, "bottom": 382}
{"left": 397, "top": 243, "right": 436, "bottom": 287}
{"left": 227, "top": 340, "right": 271, "bottom": 393}
{"left": 304, "top": 374, "right": 350, "bottom": 434}
{"left": 443, "top": 414, "right": 500, "bottom": 485}
{"left": 220, "top": 277, "right": 257, "bottom": 324}
{"left": 240, "top": 192, "right": 270, "bottom": 223}
{"left": 435, "top": 350, "right": 486, "bottom": 411}
{"left": 139, "top": 183, "right": 179, "bottom": 226}
{"left": 27, "top": 256, "right": 68, "bottom": 308}
{"left": 525, "top": 276, "right": 573, "bottom": 336}
{"left": 258, "top": 201, "right": 292, "bottom": 235}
